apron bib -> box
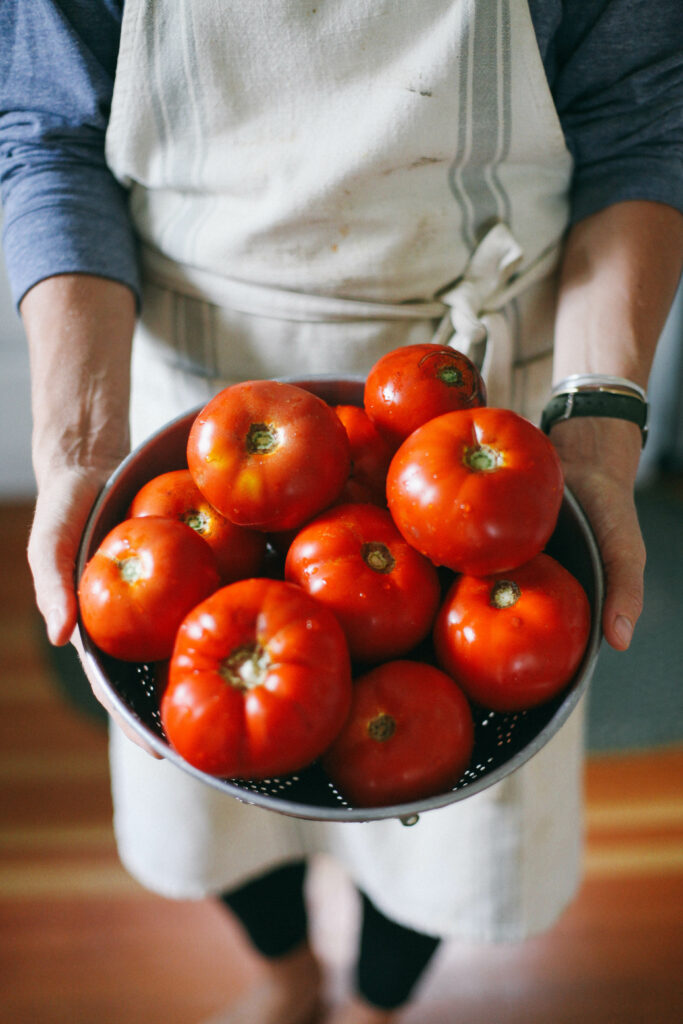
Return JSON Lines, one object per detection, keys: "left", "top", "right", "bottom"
{"left": 105, "top": 0, "right": 585, "bottom": 941}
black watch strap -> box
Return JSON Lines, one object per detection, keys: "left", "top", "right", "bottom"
{"left": 541, "top": 390, "right": 648, "bottom": 447}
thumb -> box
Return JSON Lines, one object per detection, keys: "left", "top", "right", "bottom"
{"left": 593, "top": 494, "right": 646, "bottom": 651}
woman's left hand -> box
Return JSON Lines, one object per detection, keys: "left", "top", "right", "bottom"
{"left": 549, "top": 416, "right": 645, "bottom": 651}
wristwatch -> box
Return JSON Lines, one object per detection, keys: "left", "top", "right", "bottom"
{"left": 540, "top": 374, "right": 649, "bottom": 448}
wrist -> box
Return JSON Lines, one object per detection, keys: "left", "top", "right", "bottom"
{"left": 541, "top": 374, "right": 649, "bottom": 448}
{"left": 548, "top": 416, "right": 642, "bottom": 486}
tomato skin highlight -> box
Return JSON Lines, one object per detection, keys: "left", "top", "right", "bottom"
{"left": 386, "top": 406, "right": 564, "bottom": 575}
{"left": 161, "top": 578, "right": 352, "bottom": 779}
{"left": 364, "top": 343, "right": 486, "bottom": 449}
{"left": 332, "top": 404, "right": 393, "bottom": 506}
{"left": 128, "top": 469, "right": 267, "bottom": 584}
{"left": 433, "top": 553, "right": 591, "bottom": 712}
{"left": 284, "top": 502, "right": 442, "bottom": 664}
{"left": 186, "top": 380, "right": 351, "bottom": 532}
{"left": 322, "top": 660, "right": 475, "bottom": 807}
{"left": 78, "top": 516, "right": 220, "bottom": 663}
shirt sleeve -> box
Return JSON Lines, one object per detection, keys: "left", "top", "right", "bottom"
{"left": 2, "top": 1, "right": 682, "bottom": 312}
{"left": 0, "top": 0, "right": 138, "bottom": 308}
{"left": 532, "top": 0, "right": 683, "bottom": 225}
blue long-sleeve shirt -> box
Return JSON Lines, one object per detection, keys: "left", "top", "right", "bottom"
{"left": 1, "top": 0, "right": 682, "bottom": 309}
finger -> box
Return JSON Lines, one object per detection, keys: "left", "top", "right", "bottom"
{"left": 595, "top": 501, "right": 646, "bottom": 651}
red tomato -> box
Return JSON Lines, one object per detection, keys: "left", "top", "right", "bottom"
{"left": 128, "top": 469, "right": 267, "bottom": 584}
{"left": 187, "top": 380, "right": 351, "bottom": 532}
{"left": 78, "top": 516, "right": 220, "bottom": 662}
{"left": 332, "top": 404, "right": 394, "bottom": 506}
{"left": 433, "top": 553, "right": 591, "bottom": 712}
{"left": 285, "top": 503, "right": 441, "bottom": 664}
{"left": 161, "top": 578, "right": 352, "bottom": 778}
{"left": 386, "top": 407, "right": 564, "bottom": 575}
{"left": 322, "top": 660, "right": 475, "bottom": 807}
{"left": 364, "top": 343, "right": 486, "bottom": 449}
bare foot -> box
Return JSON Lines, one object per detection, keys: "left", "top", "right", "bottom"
{"left": 323, "top": 996, "right": 398, "bottom": 1024}
{"left": 200, "top": 943, "right": 324, "bottom": 1024}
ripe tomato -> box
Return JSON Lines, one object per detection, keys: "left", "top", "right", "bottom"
{"left": 433, "top": 553, "right": 591, "bottom": 712}
{"left": 322, "top": 660, "right": 475, "bottom": 807}
{"left": 364, "top": 343, "right": 486, "bottom": 449}
{"left": 161, "top": 578, "right": 352, "bottom": 778}
{"left": 332, "top": 404, "right": 393, "bottom": 506}
{"left": 285, "top": 503, "right": 441, "bottom": 664}
{"left": 128, "top": 469, "right": 267, "bottom": 584}
{"left": 386, "top": 406, "right": 564, "bottom": 575}
{"left": 187, "top": 380, "right": 351, "bottom": 532}
{"left": 78, "top": 516, "right": 220, "bottom": 662}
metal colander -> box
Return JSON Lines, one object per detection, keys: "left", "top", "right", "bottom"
{"left": 76, "top": 376, "right": 604, "bottom": 824}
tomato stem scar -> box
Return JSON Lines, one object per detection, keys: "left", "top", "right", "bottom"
{"left": 418, "top": 350, "right": 464, "bottom": 387}
{"left": 490, "top": 579, "right": 521, "bottom": 609}
{"left": 464, "top": 444, "right": 502, "bottom": 472}
{"left": 246, "top": 422, "right": 279, "bottom": 454}
{"left": 361, "top": 541, "right": 396, "bottom": 574}
{"left": 183, "top": 510, "right": 210, "bottom": 534}
{"left": 367, "top": 712, "right": 397, "bottom": 742}
{"left": 436, "top": 364, "right": 463, "bottom": 387}
{"left": 116, "top": 555, "right": 143, "bottom": 583}
{"left": 221, "top": 642, "right": 271, "bottom": 690}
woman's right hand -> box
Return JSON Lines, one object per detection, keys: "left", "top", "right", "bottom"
{"left": 19, "top": 274, "right": 161, "bottom": 755}
{"left": 27, "top": 464, "right": 162, "bottom": 756}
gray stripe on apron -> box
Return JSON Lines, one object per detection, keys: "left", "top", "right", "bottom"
{"left": 489, "top": 0, "right": 513, "bottom": 228}
{"left": 178, "top": 1, "right": 213, "bottom": 264}
{"left": 449, "top": 0, "right": 512, "bottom": 251}
{"left": 168, "top": 289, "right": 218, "bottom": 384}
{"left": 492, "top": 0, "right": 537, "bottom": 392}
{"left": 162, "top": 2, "right": 217, "bottom": 372}
{"left": 450, "top": 0, "right": 475, "bottom": 249}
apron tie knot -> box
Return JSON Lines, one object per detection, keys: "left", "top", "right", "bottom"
{"left": 432, "top": 222, "right": 524, "bottom": 352}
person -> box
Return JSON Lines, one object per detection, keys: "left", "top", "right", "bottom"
{"left": 2, "top": 2, "right": 682, "bottom": 1021}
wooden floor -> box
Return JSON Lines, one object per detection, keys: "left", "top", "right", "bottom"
{"left": 1, "top": 501, "right": 682, "bottom": 1024}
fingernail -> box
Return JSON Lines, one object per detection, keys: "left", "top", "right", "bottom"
{"left": 614, "top": 615, "right": 633, "bottom": 649}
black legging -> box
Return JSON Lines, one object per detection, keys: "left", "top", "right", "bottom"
{"left": 220, "top": 860, "right": 441, "bottom": 1011}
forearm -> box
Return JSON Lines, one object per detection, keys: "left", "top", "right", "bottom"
{"left": 21, "top": 273, "right": 136, "bottom": 645}
{"left": 22, "top": 273, "right": 135, "bottom": 486}
{"left": 549, "top": 200, "right": 683, "bottom": 650}
{"left": 553, "top": 200, "right": 683, "bottom": 388}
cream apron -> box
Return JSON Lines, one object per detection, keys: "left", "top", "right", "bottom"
{"left": 105, "top": 0, "right": 586, "bottom": 941}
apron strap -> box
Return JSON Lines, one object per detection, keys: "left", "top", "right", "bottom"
{"left": 142, "top": 223, "right": 560, "bottom": 406}
{"left": 141, "top": 245, "right": 446, "bottom": 323}
{"left": 433, "top": 224, "right": 561, "bottom": 407}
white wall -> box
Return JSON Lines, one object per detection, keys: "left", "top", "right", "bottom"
{"left": 0, "top": 249, "right": 34, "bottom": 497}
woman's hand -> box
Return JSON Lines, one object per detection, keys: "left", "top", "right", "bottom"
{"left": 549, "top": 417, "right": 645, "bottom": 650}
{"left": 550, "top": 200, "right": 683, "bottom": 650}
{"left": 28, "top": 462, "right": 162, "bottom": 756}
{"left": 19, "top": 274, "right": 160, "bottom": 755}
